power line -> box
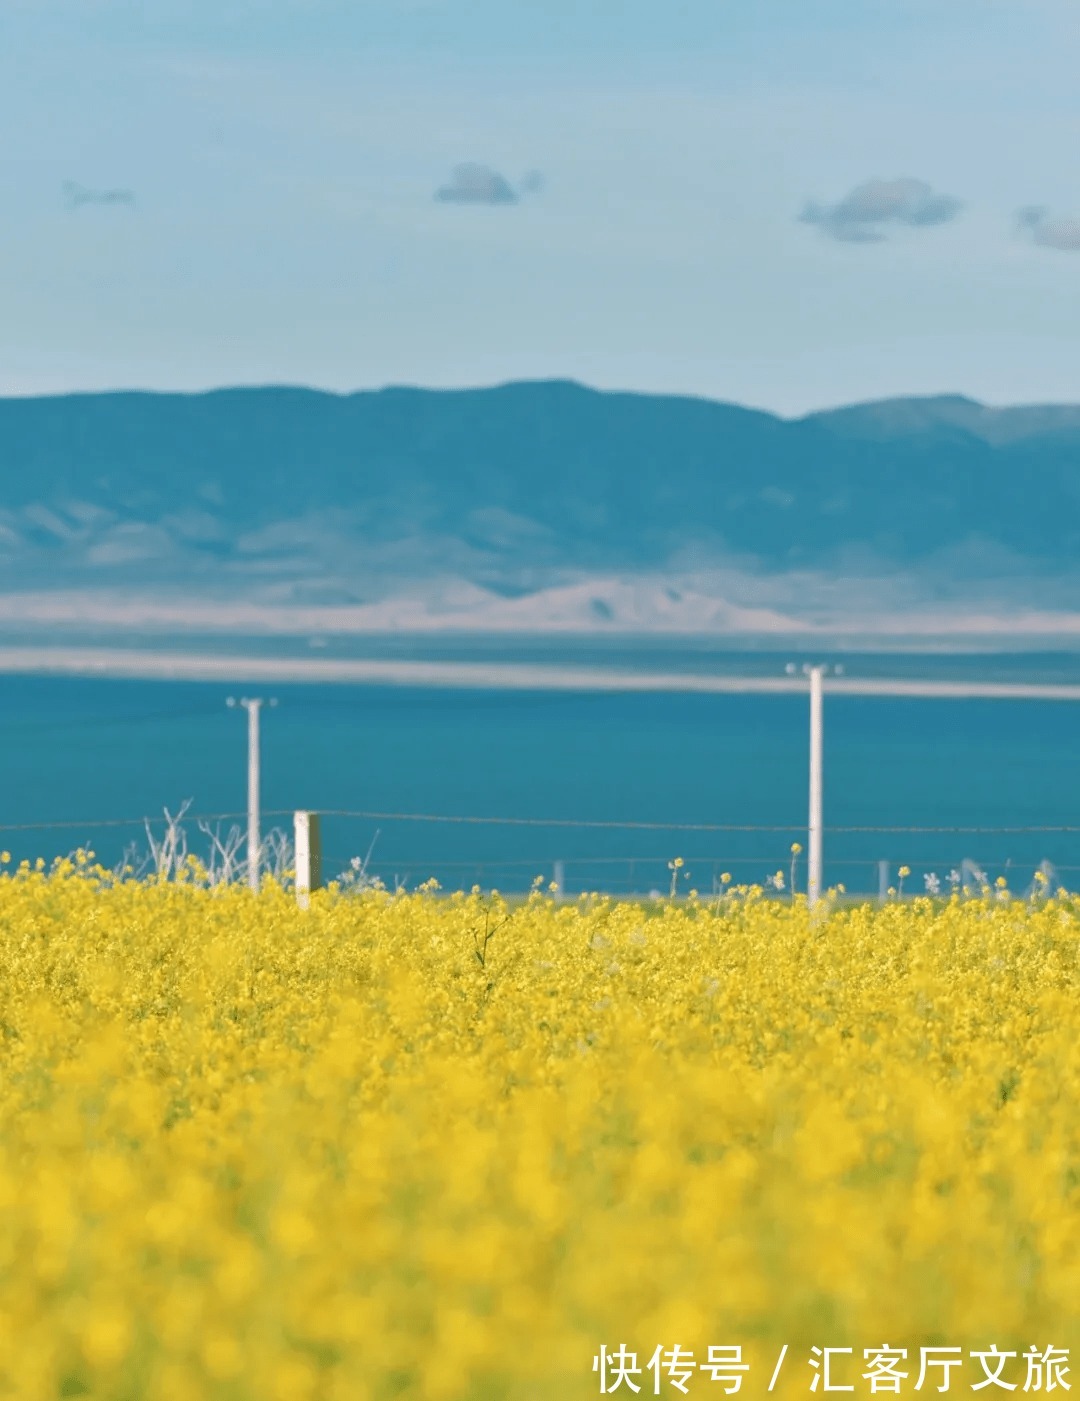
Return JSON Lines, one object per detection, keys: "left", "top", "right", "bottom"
{"left": 0, "top": 810, "right": 251, "bottom": 834}
{"left": 2, "top": 808, "right": 1080, "bottom": 837}
{"left": 312, "top": 810, "right": 1080, "bottom": 836}
{"left": 0, "top": 705, "right": 226, "bottom": 736}
{"left": 314, "top": 810, "right": 803, "bottom": 832}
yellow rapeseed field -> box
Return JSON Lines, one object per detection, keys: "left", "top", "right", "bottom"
{"left": 0, "top": 858, "right": 1077, "bottom": 1400}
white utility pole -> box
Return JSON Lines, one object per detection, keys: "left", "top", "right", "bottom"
{"left": 227, "top": 696, "right": 273, "bottom": 892}
{"left": 806, "top": 665, "right": 825, "bottom": 909}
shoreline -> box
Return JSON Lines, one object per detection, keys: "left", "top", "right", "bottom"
{"left": 3, "top": 646, "right": 1080, "bottom": 699}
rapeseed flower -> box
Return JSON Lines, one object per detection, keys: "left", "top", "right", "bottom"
{"left": 0, "top": 865, "right": 1076, "bottom": 1398}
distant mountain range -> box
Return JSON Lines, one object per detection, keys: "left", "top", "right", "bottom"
{"left": 2, "top": 380, "right": 1079, "bottom": 641}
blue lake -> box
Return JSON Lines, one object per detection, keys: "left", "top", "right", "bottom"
{"left": 3, "top": 654, "right": 1080, "bottom": 897}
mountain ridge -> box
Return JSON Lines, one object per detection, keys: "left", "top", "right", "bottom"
{"left": 1, "top": 379, "right": 1078, "bottom": 637}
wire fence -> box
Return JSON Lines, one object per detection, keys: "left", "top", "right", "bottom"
{"left": 8, "top": 808, "right": 1080, "bottom": 835}
{"left": 3, "top": 807, "right": 1079, "bottom": 899}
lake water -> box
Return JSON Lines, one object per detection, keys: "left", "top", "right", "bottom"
{"left": 3, "top": 648, "right": 1080, "bottom": 897}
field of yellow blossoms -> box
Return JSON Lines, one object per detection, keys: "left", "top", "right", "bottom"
{"left": 0, "top": 858, "right": 1078, "bottom": 1400}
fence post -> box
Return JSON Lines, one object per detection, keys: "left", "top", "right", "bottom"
{"left": 878, "top": 860, "right": 889, "bottom": 904}
{"left": 553, "top": 859, "right": 565, "bottom": 902}
{"left": 294, "top": 811, "right": 322, "bottom": 909}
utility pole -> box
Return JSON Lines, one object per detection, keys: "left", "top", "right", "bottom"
{"left": 786, "top": 663, "right": 842, "bottom": 910}
{"left": 227, "top": 697, "right": 274, "bottom": 892}
{"left": 806, "top": 665, "right": 824, "bottom": 910}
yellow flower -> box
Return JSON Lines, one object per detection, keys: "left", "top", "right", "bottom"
{"left": 0, "top": 867, "right": 1073, "bottom": 1393}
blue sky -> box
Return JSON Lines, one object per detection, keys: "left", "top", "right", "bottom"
{"left": 2, "top": 0, "right": 1079, "bottom": 413}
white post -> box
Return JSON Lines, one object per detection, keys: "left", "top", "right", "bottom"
{"left": 807, "top": 665, "right": 824, "bottom": 909}
{"left": 553, "top": 859, "right": 565, "bottom": 901}
{"left": 294, "top": 811, "right": 322, "bottom": 909}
